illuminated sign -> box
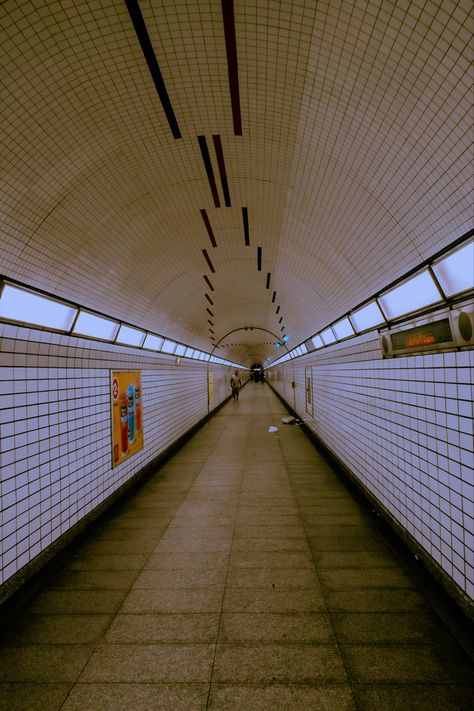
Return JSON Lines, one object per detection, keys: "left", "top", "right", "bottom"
{"left": 382, "top": 318, "right": 454, "bottom": 356}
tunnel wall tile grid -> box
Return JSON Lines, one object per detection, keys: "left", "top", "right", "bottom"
{"left": 0, "top": 323, "right": 232, "bottom": 588}
{"left": 271, "top": 334, "right": 474, "bottom": 600}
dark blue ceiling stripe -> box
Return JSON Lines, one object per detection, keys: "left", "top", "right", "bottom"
{"left": 198, "top": 137, "right": 221, "bottom": 207}
{"left": 221, "top": 0, "right": 242, "bottom": 135}
{"left": 212, "top": 135, "right": 231, "bottom": 206}
{"left": 242, "top": 207, "right": 249, "bottom": 245}
{"left": 125, "top": 0, "right": 181, "bottom": 139}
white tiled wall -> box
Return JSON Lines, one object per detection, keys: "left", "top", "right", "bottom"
{"left": 0, "top": 323, "right": 233, "bottom": 591}
{"left": 271, "top": 333, "right": 474, "bottom": 601}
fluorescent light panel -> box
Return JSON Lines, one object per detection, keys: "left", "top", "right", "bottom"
{"left": 320, "top": 327, "right": 336, "bottom": 345}
{"left": 143, "top": 334, "right": 164, "bottom": 350}
{"left": 73, "top": 310, "right": 119, "bottom": 340}
{"left": 350, "top": 301, "right": 385, "bottom": 332}
{"left": 378, "top": 270, "right": 441, "bottom": 320}
{"left": 432, "top": 242, "right": 474, "bottom": 297}
{"left": 0, "top": 284, "right": 77, "bottom": 331}
{"left": 116, "top": 324, "right": 146, "bottom": 346}
{"left": 333, "top": 317, "right": 354, "bottom": 340}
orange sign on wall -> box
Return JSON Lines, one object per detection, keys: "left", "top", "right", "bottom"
{"left": 111, "top": 371, "right": 143, "bottom": 467}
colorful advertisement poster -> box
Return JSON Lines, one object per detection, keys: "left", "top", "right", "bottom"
{"left": 111, "top": 371, "right": 143, "bottom": 468}
{"left": 208, "top": 371, "right": 214, "bottom": 404}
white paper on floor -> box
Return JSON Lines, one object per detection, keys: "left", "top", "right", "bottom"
{"left": 268, "top": 426, "right": 278, "bottom": 432}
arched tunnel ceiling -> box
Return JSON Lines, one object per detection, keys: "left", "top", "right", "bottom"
{"left": 1, "top": 0, "right": 472, "bottom": 366}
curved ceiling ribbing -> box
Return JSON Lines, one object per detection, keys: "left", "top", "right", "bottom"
{"left": 1, "top": 0, "right": 472, "bottom": 366}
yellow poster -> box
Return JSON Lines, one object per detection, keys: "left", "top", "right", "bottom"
{"left": 111, "top": 371, "right": 143, "bottom": 468}
{"left": 208, "top": 371, "right": 214, "bottom": 404}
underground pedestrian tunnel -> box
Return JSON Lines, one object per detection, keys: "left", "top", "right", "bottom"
{"left": 0, "top": 1, "right": 473, "bottom": 709}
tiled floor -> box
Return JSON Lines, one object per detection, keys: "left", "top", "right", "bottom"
{"left": 0, "top": 385, "right": 473, "bottom": 710}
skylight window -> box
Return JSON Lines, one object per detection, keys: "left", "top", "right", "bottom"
{"left": 432, "top": 241, "right": 474, "bottom": 297}
{"left": 73, "top": 310, "right": 119, "bottom": 340}
{"left": 320, "top": 327, "right": 336, "bottom": 345}
{"left": 175, "top": 344, "right": 186, "bottom": 356}
{"left": 311, "top": 334, "right": 323, "bottom": 349}
{"left": 185, "top": 347, "right": 195, "bottom": 358}
{"left": 143, "top": 334, "right": 164, "bottom": 350}
{"left": 333, "top": 317, "right": 355, "bottom": 340}
{"left": 350, "top": 301, "right": 385, "bottom": 332}
{"left": 0, "top": 284, "right": 77, "bottom": 331}
{"left": 378, "top": 270, "right": 442, "bottom": 320}
{"left": 116, "top": 324, "right": 146, "bottom": 347}
{"left": 161, "top": 339, "right": 177, "bottom": 354}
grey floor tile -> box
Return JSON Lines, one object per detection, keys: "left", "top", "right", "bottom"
{"left": 331, "top": 612, "right": 456, "bottom": 644}
{"left": 67, "top": 553, "right": 147, "bottom": 570}
{"left": 213, "top": 643, "right": 347, "bottom": 683}
{"left": 133, "top": 568, "right": 227, "bottom": 589}
{"left": 326, "top": 588, "right": 427, "bottom": 612}
{"left": 80, "top": 643, "right": 214, "bottom": 682}
{"left": 27, "top": 590, "right": 125, "bottom": 614}
{"left": 223, "top": 588, "right": 327, "bottom": 613}
{"left": 208, "top": 683, "right": 356, "bottom": 711}
{"left": 308, "top": 534, "right": 387, "bottom": 552}
{"left": 0, "top": 646, "right": 92, "bottom": 682}
{"left": 1, "top": 614, "right": 112, "bottom": 645}
{"left": 48, "top": 569, "right": 137, "bottom": 591}
{"left": 232, "top": 537, "right": 309, "bottom": 552}
{"left": 320, "top": 567, "right": 415, "bottom": 589}
{"left": 61, "top": 682, "right": 208, "bottom": 711}
{"left": 314, "top": 551, "right": 399, "bottom": 568}
{"left": 341, "top": 644, "right": 474, "bottom": 683}
{"left": 120, "top": 588, "right": 223, "bottom": 613}
{"left": 152, "top": 538, "right": 232, "bottom": 553}
{"left": 0, "top": 683, "right": 71, "bottom": 711}
{"left": 229, "top": 551, "right": 314, "bottom": 569}
{"left": 225, "top": 567, "right": 319, "bottom": 589}
{"left": 105, "top": 613, "right": 219, "bottom": 643}
{"left": 219, "top": 612, "right": 335, "bottom": 643}
{"left": 352, "top": 683, "right": 474, "bottom": 711}
{"left": 145, "top": 552, "right": 229, "bottom": 570}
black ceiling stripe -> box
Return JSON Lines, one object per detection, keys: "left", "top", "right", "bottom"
{"left": 202, "top": 249, "right": 216, "bottom": 273}
{"left": 221, "top": 0, "right": 242, "bottom": 135}
{"left": 208, "top": 319, "right": 214, "bottom": 326}
{"left": 257, "top": 247, "right": 262, "bottom": 271}
{"left": 266, "top": 273, "right": 271, "bottom": 289}
{"left": 203, "top": 275, "right": 214, "bottom": 291}
{"left": 200, "top": 209, "right": 218, "bottom": 247}
{"left": 276, "top": 305, "right": 280, "bottom": 314}
{"left": 125, "top": 0, "right": 181, "bottom": 139}
{"left": 281, "top": 326, "right": 285, "bottom": 332}
{"left": 242, "top": 207, "right": 249, "bottom": 246}
{"left": 205, "top": 293, "right": 214, "bottom": 305}
{"left": 212, "top": 135, "right": 231, "bottom": 206}
{"left": 206, "top": 308, "right": 214, "bottom": 317}
{"left": 272, "top": 290, "right": 276, "bottom": 303}
{"left": 198, "top": 136, "right": 220, "bottom": 207}
{"left": 279, "top": 316, "right": 283, "bottom": 324}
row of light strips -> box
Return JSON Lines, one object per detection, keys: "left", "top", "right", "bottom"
{"left": 0, "top": 283, "right": 244, "bottom": 369}
{"left": 268, "top": 238, "right": 473, "bottom": 367}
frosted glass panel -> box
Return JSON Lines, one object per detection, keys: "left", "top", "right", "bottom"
{"left": 116, "top": 325, "right": 145, "bottom": 346}
{"left": 379, "top": 270, "right": 441, "bottom": 319}
{"left": 320, "top": 327, "right": 336, "bottom": 345}
{"left": 433, "top": 242, "right": 474, "bottom": 296}
{"left": 0, "top": 285, "right": 77, "bottom": 331}
{"left": 311, "top": 335, "right": 323, "bottom": 349}
{"left": 350, "top": 301, "right": 385, "bottom": 332}
{"left": 73, "top": 310, "right": 119, "bottom": 340}
{"left": 143, "top": 334, "right": 163, "bottom": 350}
{"left": 162, "top": 339, "right": 177, "bottom": 353}
{"left": 333, "top": 317, "right": 355, "bottom": 340}
{"left": 175, "top": 344, "right": 186, "bottom": 356}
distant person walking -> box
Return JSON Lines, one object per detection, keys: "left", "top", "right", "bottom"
{"left": 230, "top": 370, "right": 241, "bottom": 400}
